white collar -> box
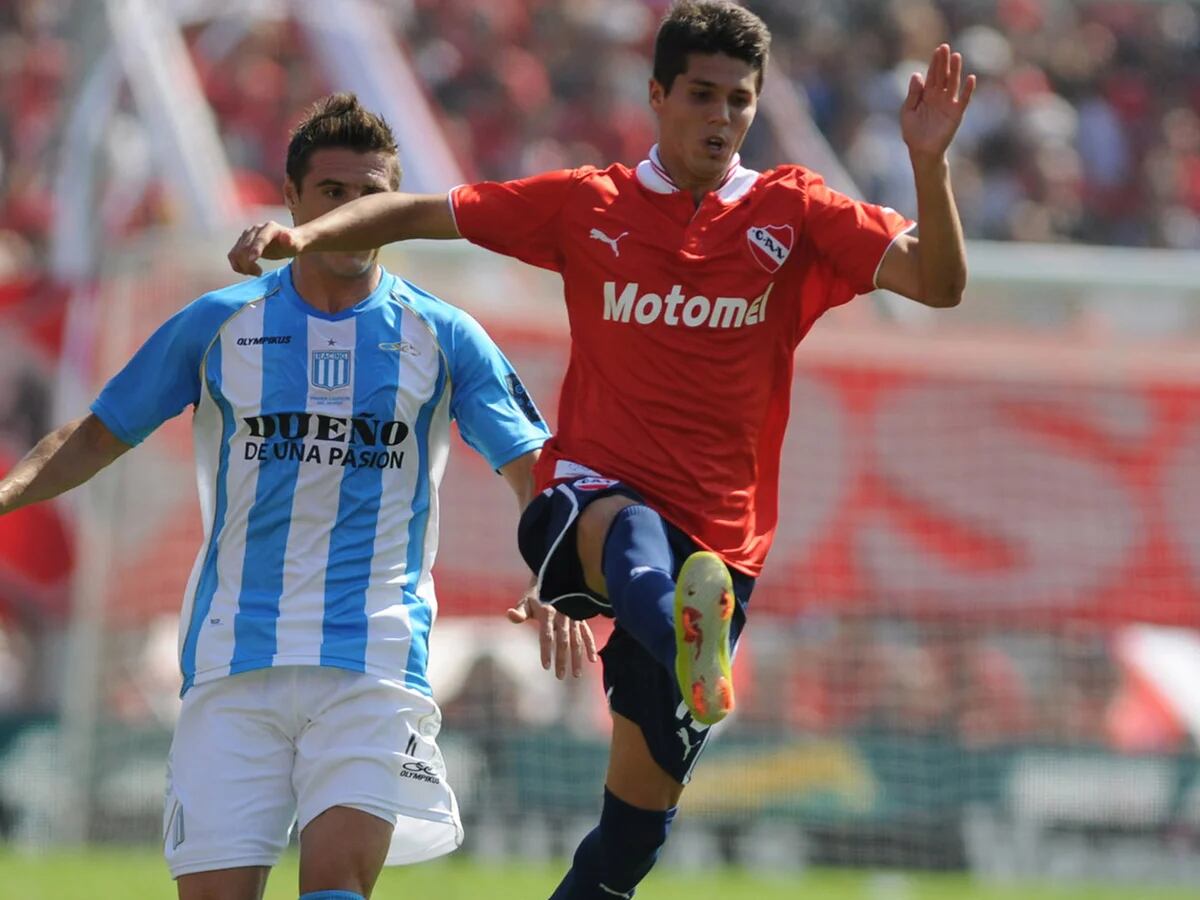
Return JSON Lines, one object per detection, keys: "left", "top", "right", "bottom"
{"left": 634, "top": 144, "right": 759, "bottom": 203}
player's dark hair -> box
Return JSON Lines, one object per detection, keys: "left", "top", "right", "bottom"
{"left": 653, "top": 1, "right": 771, "bottom": 94}
{"left": 285, "top": 92, "right": 401, "bottom": 191}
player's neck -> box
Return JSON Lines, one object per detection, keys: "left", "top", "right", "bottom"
{"left": 678, "top": 179, "right": 716, "bottom": 205}
{"left": 654, "top": 146, "right": 728, "bottom": 205}
{"left": 290, "top": 258, "right": 382, "bottom": 314}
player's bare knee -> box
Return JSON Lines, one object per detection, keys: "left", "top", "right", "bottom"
{"left": 176, "top": 867, "right": 267, "bottom": 900}
{"left": 298, "top": 806, "right": 391, "bottom": 897}
{"left": 297, "top": 854, "right": 374, "bottom": 898}
{"left": 606, "top": 714, "right": 684, "bottom": 810}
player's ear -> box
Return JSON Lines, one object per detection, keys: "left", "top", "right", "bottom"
{"left": 283, "top": 178, "right": 299, "bottom": 215}
{"left": 649, "top": 77, "right": 666, "bottom": 111}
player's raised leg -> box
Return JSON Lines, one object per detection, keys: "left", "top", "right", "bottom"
{"left": 579, "top": 496, "right": 676, "bottom": 670}
{"left": 577, "top": 496, "right": 735, "bottom": 724}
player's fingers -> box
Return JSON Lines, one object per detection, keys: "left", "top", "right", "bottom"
{"left": 934, "top": 43, "right": 951, "bottom": 89}
{"left": 540, "top": 606, "right": 554, "bottom": 670}
{"left": 228, "top": 226, "right": 264, "bottom": 275}
{"left": 580, "top": 621, "right": 598, "bottom": 662}
{"left": 948, "top": 51, "right": 963, "bottom": 98}
{"left": 554, "top": 611, "right": 569, "bottom": 679}
{"left": 568, "top": 624, "right": 583, "bottom": 681}
{"left": 252, "top": 222, "right": 284, "bottom": 260}
{"left": 905, "top": 73, "right": 924, "bottom": 110}
{"left": 229, "top": 251, "right": 261, "bottom": 277}
{"left": 239, "top": 224, "right": 274, "bottom": 273}
{"left": 960, "top": 73, "right": 977, "bottom": 111}
{"left": 924, "top": 44, "right": 943, "bottom": 91}
{"left": 570, "top": 623, "right": 585, "bottom": 677}
{"left": 505, "top": 603, "right": 529, "bottom": 624}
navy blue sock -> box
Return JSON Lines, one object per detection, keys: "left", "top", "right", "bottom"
{"left": 298, "top": 892, "right": 364, "bottom": 900}
{"left": 601, "top": 505, "right": 677, "bottom": 672}
{"left": 550, "top": 789, "right": 678, "bottom": 899}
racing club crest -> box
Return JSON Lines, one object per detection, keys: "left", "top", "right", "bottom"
{"left": 311, "top": 349, "right": 352, "bottom": 391}
{"left": 746, "top": 224, "right": 794, "bottom": 273}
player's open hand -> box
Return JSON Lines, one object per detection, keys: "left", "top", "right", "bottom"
{"left": 506, "top": 580, "right": 598, "bottom": 679}
{"left": 227, "top": 221, "right": 306, "bottom": 276}
{"left": 900, "top": 43, "right": 976, "bottom": 162}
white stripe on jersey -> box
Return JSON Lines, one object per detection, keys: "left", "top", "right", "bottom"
{"left": 362, "top": 303, "right": 442, "bottom": 675}
{"left": 271, "top": 314, "right": 359, "bottom": 664}
{"left": 178, "top": 326, "right": 229, "bottom": 664}
{"left": 193, "top": 301, "right": 269, "bottom": 678}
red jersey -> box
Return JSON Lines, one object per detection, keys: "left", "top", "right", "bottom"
{"left": 451, "top": 147, "right": 912, "bottom": 576}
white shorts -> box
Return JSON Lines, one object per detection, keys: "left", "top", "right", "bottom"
{"left": 163, "top": 666, "right": 463, "bottom": 878}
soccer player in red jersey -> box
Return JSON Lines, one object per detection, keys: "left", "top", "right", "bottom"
{"left": 229, "top": 2, "right": 974, "bottom": 895}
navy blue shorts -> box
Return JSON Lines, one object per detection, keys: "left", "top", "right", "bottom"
{"left": 517, "top": 474, "right": 754, "bottom": 784}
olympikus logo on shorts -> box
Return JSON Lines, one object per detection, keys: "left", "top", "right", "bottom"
{"left": 399, "top": 760, "right": 441, "bottom": 784}
{"left": 602, "top": 282, "right": 773, "bottom": 329}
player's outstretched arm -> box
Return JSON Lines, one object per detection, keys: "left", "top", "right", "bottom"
{"left": 228, "top": 192, "right": 460, "bottom": 276}
{"left": 0, "top": 414, "right": 132, "bottom": 515}
{"left": 500, "top": 450, "right": 599, "bottom": 679}
{"left": 877, "top": 43, "right": 975, "bottom": 308}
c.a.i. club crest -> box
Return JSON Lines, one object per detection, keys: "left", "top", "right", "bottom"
{"left": 311, "top": 349, "right": 352, "bottom": 390}
{"left": 746, "top": 223, "right": 794, "bottom": 273}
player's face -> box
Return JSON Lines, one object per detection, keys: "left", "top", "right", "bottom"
{"left": 650, "top": 52, "right": 759, "bottom": 192}
{"left": 285, "top": 148, "right": 399, "bottom": 279}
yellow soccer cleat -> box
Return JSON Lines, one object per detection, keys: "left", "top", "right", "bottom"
{"left": 674, "top": 551, "right": 735, "bottom": 725}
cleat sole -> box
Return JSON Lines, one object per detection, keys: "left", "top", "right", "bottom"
{"left": 674, "top": 551, "right": 735, "bottom": 725}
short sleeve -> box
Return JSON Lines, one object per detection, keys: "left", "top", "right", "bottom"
{"left": 447, "top": 312, "right": 550, "bottom": 471}
{"left": 90, "top": 295, "right": 237, "bottom": 446}
{"left": 797, "top": 169, "right": 915, "bottom": 295}
{"left": 450, "top": 168, "right": 586, "bottom": 273}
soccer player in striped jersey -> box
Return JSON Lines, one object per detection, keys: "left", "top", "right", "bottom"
{"left": 0, "top": 94, "right": 595, "bottom": 900}
{"left": 227, "top": 3, "right": 975, "bottom": 896}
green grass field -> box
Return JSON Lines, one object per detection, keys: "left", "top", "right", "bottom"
{"left": 0, "top": 851, "right": 1192, "bottom": 900}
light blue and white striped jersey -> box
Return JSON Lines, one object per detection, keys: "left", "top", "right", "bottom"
{"left": 91, "top": 265, "right": 548, "bottom": 696}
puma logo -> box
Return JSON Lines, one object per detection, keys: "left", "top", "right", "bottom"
{"left": 589, "top": 228, "right": 629, "bottom": 257}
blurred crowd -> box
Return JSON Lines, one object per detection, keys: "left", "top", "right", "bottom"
{"left": 3, "top": 0, "right": 1200, "bottom": 280}
{"left": 401, "top": 0, "right": 1200, "bottom": 248}
{"left": 0, "top": 0, "right": 67, "bottom": 280}
{"left": 751, "top": 615, "right": 1121, "bottom": 748}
